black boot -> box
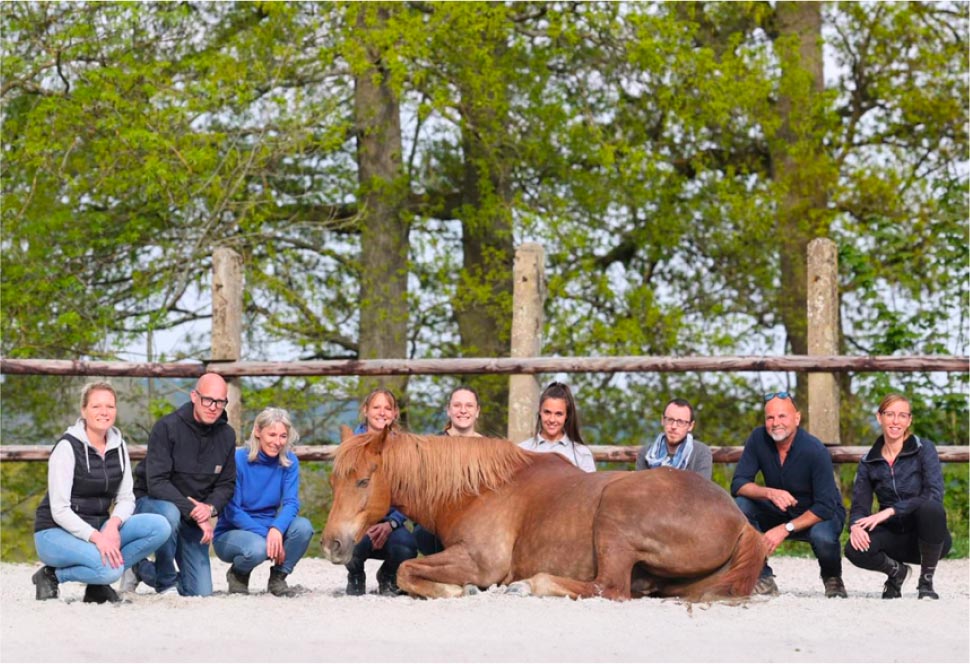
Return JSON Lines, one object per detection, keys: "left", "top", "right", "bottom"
{"left": 268, "top": 566, "right": 294, "bottom": 597}
{"left": 83, "top": 584, "right": 121, "bottom": 604}
{"left": 226, "top": 566, "right": 251, "bottom": 594}
{"left": 917, "top": 539, "right": 943, "bottom": 600}
{"left": 878, "top": 554, "right": 910, "bottom": 599}
{"left": 377, "top": 566, "right": 405, "bottom": 596}
{"left": 32, "top": 566, "right": 59, "bottom": 601}
{"left": 346, "top": 572, "right": 366, "bottom": 596}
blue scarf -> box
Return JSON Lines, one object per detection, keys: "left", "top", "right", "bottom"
{"left": 644, "top": 433, "right": 694, "bottom": 471}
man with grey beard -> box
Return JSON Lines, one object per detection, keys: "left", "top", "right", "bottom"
{"left": 731, "top": 392, "right": 846, "bottom": 598}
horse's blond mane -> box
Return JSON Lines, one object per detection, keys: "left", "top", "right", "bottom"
{"left": 333, "top": 431, "right": 532, "bottom": 521}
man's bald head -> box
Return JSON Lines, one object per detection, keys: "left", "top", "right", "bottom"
{"left": 191, "top": 373, "right": 229, "bottom": 425}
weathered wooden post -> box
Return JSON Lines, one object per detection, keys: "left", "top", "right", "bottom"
{"left": 507, "top": 243, "right": 546, "bottom": 442}
{"left": 807, "top": 238, "right": 840, "bottom": 444}
{"left": 212, "top": 247, "right": 244, "bottom": 438}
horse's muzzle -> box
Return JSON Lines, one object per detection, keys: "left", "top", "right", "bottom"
{"left": 320, "top": 534, "right": 354, "bottom": 565}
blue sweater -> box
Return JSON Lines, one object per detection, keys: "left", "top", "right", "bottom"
{"left": 730, "top": 426, "right": 845, "bottom": 523}
{"left": 214, "top": 448, "right": 301, "bottom": 538}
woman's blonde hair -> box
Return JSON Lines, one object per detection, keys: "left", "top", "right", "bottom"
{"left": 247, "top": 407, "right": 298, "bottom": 467}
{"left": 80, "top": 381, "right": 117, "bottom": 411}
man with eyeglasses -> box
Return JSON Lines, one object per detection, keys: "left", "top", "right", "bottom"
{"left": 124, "top": 373, "right": 237, "bottom": 596}
{"left": 730, "top": 392, "right": 847, "bottom": 598}
{"left": 635, "top": 399, "right": 712, "bottom": 479}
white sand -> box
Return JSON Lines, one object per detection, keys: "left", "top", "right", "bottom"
{"left": 1, "top": 557, "right": 967, "bottom": 663}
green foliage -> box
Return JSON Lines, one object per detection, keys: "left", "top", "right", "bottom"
{"left": 0, "top": 2, "right": 966, "bottom": 557}
{"left": 0, "top": 462, "right": 46, "bottom": 561}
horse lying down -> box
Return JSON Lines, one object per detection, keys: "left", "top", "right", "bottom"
{"left": 321, "top": 428, "right": 765, "bottom": 601}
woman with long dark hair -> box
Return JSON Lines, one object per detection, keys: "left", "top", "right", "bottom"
{"left": 517, "top": 381, "right": 595, "bottom": 472}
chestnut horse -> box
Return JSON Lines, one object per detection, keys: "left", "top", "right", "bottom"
{"left": 322, "top": 428, "right": 765, "bottom": 601}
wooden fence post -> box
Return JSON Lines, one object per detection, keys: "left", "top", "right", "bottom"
{"left": 212, "top": 247, "right": 244, "bottom": 438}
{"left": 507, "top": 243, "right": 546, "bottom": 442}
{"left": 807, "top": 238, "right": 840, "bottom": 445}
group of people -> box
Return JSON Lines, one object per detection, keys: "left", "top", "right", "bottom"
{"left": 32, "top": 374, "right": 951, "bottom": 603}
{"left": 32, "top": 374, "right": 312, "bottom": 602}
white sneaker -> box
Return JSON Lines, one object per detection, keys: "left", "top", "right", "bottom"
{"left": 118, "top": 568, "right": 140, "bottom": 594}
{"left": 157, "top": 585, "right": 179, "bottom": 596}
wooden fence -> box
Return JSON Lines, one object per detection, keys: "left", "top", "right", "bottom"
{"left": 1, "top": 444, "right": 967, "bottom": 464}
{"left": 2, "top": 354, "right": 967, "bottom": 463}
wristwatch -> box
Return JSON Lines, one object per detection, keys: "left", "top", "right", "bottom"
{"left": 785, "top": 521, "right": 795, "bottom": 533}
{"left": 387, "top": 520, "right": 400, "bottom": 530}
{"left": 209, "top": 504, "right": 218, "bottom": 518}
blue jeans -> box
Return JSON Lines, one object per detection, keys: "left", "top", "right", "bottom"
{"left": 346, "top": 526, "right": 417, "bottom": 579}
{"left": 132, "top": 496, "right": 213, "bottom": 596}
{"left": 735, "top": 495, "right": 844, "bottom": 579}
{"left": 213, "top": 517, "right": 314, "bottom": 575}
{"left": 34, "top": 514, "right": 171, "bottom": 585}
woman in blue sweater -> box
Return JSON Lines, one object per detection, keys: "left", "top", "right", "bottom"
{"left": 213, "top": 407, "right": 313, "bottom": 597}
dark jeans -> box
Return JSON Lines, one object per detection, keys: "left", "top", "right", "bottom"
{"left": 735, "top": 495, "right": 845, "bottom": 579}
{"left": 345, "top": 526, "right": 417, "bottom": 579}
{"left": 413, "top": 524, "right": 443, "bottom": 556}
{"left": 845, "top": 500, "right": 951, "bottom": 570}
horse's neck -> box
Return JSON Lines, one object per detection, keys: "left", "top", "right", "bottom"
{"left": 391, "top": 493, "right": 444, "bottom": 532}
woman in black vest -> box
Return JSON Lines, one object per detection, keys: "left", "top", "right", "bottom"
{"left": 32, "top": 382, "right": 171, "bottom": 603}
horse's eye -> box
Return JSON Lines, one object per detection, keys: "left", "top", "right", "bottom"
{"left": 356, "top": 478, "right": 370, "bottom": 488}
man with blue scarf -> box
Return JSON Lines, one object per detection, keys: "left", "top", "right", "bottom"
{"left": 636, "top": 399, "right": 712, "bottom": 479}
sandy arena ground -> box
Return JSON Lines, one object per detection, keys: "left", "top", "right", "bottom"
{"left": 1, "top": 556, "right": 967, "bottom": 663}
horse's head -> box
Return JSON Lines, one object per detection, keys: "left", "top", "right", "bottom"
{"left": 321, "top": 427, "right": 393, "bottom": 565}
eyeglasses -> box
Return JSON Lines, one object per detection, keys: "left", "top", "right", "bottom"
{"left": 879, "top": 411, "right": 912, "bottom": 421}
{"left": 662, "top": 416, "right": 691, "bottom": 429}
{"left": 764, "top": 391, "right": 794, "bottom": 403}
{"left": 196, "top": 392, "right": 229, "bottom": 409}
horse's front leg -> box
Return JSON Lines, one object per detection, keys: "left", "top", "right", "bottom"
{"left": 396, "top": 546, "right": 501, "bottom": 599}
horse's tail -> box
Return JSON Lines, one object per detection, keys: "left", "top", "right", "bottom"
{"left": 662, "top": 523, "right": 766, "bottom": 601}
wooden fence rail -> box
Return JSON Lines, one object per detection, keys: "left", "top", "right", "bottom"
{"left": 2, "top": 355, "right": 967, "bottom": 378}
{"left": 2, "top": 444, "right": 967, "bottom": 464}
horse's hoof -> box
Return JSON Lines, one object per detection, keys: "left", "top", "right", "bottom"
{"left": 462, "top": 584, "right": 481, "bottom": 596}
{"left": 505, "top": 581, "right": 532, "bottom": 596}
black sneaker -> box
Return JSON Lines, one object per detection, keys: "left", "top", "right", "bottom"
{"left": 32, "top": 566, "right": 59, "bottom": 601}
{"left": 346, "top": 573, "right": 365, "bottom": 596}
{"left": 752, "top": 574, "right": 778, "bottom": 596}
{"left": 917, "top": 581, "right": 939, "bottom": 600}
{"left": 377, "top": 570, "right": 406, "bottom": 597}
{"left": 882, "top": 562, "right": 911, "bottom": 599}
{"left": 83, "top": 584, "right": 121, "bottom": 604}
{"left": 823, "top": 576, "right": 847, "bottom": 598}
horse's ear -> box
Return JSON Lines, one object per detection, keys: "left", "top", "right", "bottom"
{"left": 340, "top": 425, "right": 354, "bottom": 442}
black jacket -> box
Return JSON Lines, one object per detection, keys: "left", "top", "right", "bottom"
{"left": 35, "top": 434, "right": 124, "bottom": 533}
{"left": 849, "top": 434, "right": 944, "bottom": 525}
{"left": 133, "top": 402, "right": 237, "bottom": 520}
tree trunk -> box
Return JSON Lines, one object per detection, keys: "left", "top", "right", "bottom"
{"left": 770, "top": 2, "right": 834, "bottom": 407}
{"left": 354, "top": 5, "right": 410, "bottom": 418}
{"left": 452, "top": 40, "right": 516, "bottom": 436}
